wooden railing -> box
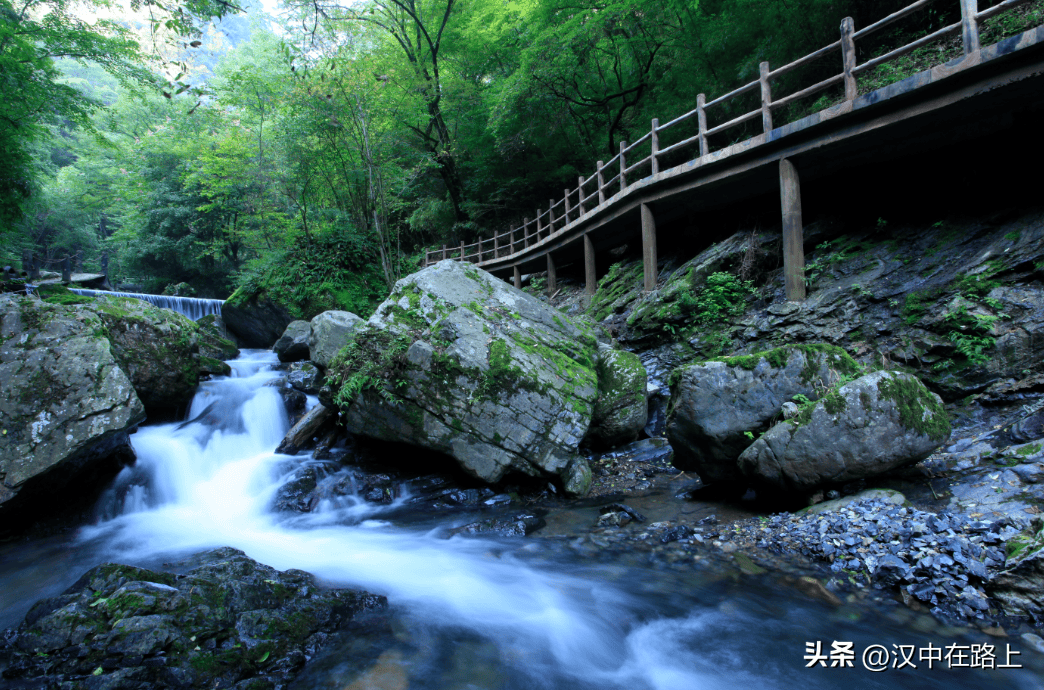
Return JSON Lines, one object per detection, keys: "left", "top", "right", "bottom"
{"left": 425, "top": 0, "right": 1036, "bottom": 268}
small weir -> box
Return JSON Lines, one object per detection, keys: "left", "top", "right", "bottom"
{"left": 68, "top": 288, "right": 224, "bottom": 321}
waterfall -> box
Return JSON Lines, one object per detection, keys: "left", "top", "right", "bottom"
{"left": 68, "top": 288, "right": 224, "bottom": 321}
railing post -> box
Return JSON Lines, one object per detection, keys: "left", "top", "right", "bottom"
{"left": 537, "top": 208, "right": 544, "bottom": 241}
{"left": 650, "top": 119, "right": 660, "bottom": 175}
{"left": 459, "top": 241, "right": 465, "bottom": 261}
{"left": 546, "top": 253, "right": 557, "bottom": 297}
{"left": 960, "top": 0, "right": 980, "bottom": 55}
{"left": 442, "top": 244, "right": 447, "bottom": 261}
{"left": 641, "top": 203, "right": 657, "bottom": 292}
{"left": 697, "top": 94, "right": 708, "bottom": 157}
{"left": 759, "top": 61, "right": 773, "bottom": 134}
{"left": 584, "top": 234, "right": 596, "bottom": 300}
{"left": 780, "top": 158, "right": 806, "bottom": 301}
{"left": 494, "top": 232, "right": 499, "bottom": 259}
{"left": 564, "top": 189, "right": 571, "bottom": 224}
{"left": 523, "top": 218, "right": 530, "bottom": 248}
{"left": 597, "top": 161, "right": 606, "bottom": 205}
{"left": 619, "top": 140, "right": 627, "bottom": 192}
{"left": 513, "top": 265, "right": 521, "bottom": 289}
{"left": 510, "top": 227, "right": 516, "bottom": 254}
{"left": 424, "top": 249, "right": 429, "bottom": 267}
{"left": 549, "top": 199, "right": 555, "bottom": 233}
{"left": 577, "top": 176, "right": 586, "bottom": 216}
{"left": 840, "top": 17, "right": 857, "bottom": 101}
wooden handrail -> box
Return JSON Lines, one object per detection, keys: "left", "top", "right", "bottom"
{"left": 439, "top": 0, "right": 1034, "bottom": 270}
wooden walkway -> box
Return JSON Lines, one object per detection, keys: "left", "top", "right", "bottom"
{"left": 424, "top": 0, "right": 1044, "bottom": 300}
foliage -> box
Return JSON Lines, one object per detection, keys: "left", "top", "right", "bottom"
{"left": 678, "top": 271, "right": 755, "bottom": 324}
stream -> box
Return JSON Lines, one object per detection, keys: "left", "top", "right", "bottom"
{"left": 2, "top": 351, "right": 1042, "bottom": 689}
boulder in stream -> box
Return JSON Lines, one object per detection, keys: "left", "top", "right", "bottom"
{"left": 0, "top": 547, "right": 386, "bottom": 689}
{"left": 326, "top": 260, "right": 631, "bottom": 495}
{"left": 275, "top": 320, "right": 312, "bottom": 362}
{"left": 0, "top": 295, "right": 145, "bottom": 531}
{"left": 89, "top": 295, "right": 203, "bottom": 415}
{"left": 223, "top": 286, "right": 295, "bottom": 348}
{"left": 586, "top": 346, "right": 648, "bottom": 449}
{"left": 737, "top": 370, "right": 950, "bottom": 493}
{"left": 666, "top": 344, "right": 862, "bottom": 484}
{"left": 308, "top": 310, "right": 365, "bottom": 370}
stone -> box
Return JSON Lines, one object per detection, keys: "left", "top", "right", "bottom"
{"left": 308, "top": 310, "right": 365, "bottom": 370}
{"left": 666, "top": 344, "right": 862, "bottom": 483}
{"left": 274, "top": 320, "right": 312, "bottom": 362}
{"left": 328, "top": 260, "right": 603, "bottom": 495}
{"left": 196, "top": 314, "right": 239, "bottom": 361}
{"left": 801, "top": 488, "right": 906, "bottom": 515}
{"left": 0, "top": 548, "right": 386, "bottom": 689}
{"left": 585, "top": 346, "right": 648, "bottom": 449}
{"left": 988, "top": 518, "right": 1044, "bottom": 618}
{"left": 0, "top": 295, "right": 145, "bottom": 531}
{"left": 287, "top": 361, "right": 323, "bottom": 395}
{"left": 89, "top": 295, "right": 203, "bottom": 415}
{"left": 737, "top": 370, "right": 950, "bottom": 494}
{"left": 222, "top": 287, "right": 295, "bottom": 348}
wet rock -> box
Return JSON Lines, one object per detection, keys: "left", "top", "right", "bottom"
{"left": 988, "top": 518, "right": 1044, "bottom": 619}
{"left": 272, "top": 466, "right": 320, "bottom": 512}
{"left": 287, "top": 361, "right": 324, "bottom": 395}
{"left": 666, "top": 344, "right": 861, "bottom": 483}
{"left": 222, "top": 288, "right": 295, "bottom": 348}
{"left": 90, "top": 295, "right": 204, "bottom": 415}
{"left": 196, "top": 314, "right": 239, "bottom": 361}
{"left": 308, "top": 311, "right": 364, "bottom": 370}
{"left": 585, "top": 346, "right": 648, "bottom": 449}
{"left": 801, "top": 488, "right": 906, "bottom": 515}
{"left": 599, "top": 503, "right": 645, "bottom": 523}
{"left": 738, "top": 371, "right": 950, "bottom": 494}
{"left": 0, "top": 548, "right": 386, "bottom": 689}
{"left": 445, "top": 514, "right": 544, "bottom": 538}
{"left": 329, "top": 261, "right": 604, "bottom": 495}
{"left": 0, "top": 295, "right": 145, "bottom": 531}
{"left": 275, "top": 320, "right": 312, "bottom": 362}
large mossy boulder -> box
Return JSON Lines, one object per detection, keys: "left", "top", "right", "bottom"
{"left": 1, "top": 547, "right": 386, "bottom": 689}
{"left": 0, "top": 295, "right": 145, "bottom": 530}
{"left": 90, "top": 295, "right": 202, "bottom": 415}
{"left": 586, "top": 346, "right": 648, "bottom": 449}
{"left": 308, "top": 310, "right": 364, "bottom": 370}
{"left": 327, "top": 260, "right": 611, "bottom": 495}
{"left": 666, "top": 344, "right": 861, "bottom": 483}
{"left": 275, "top": 320, "right": 312, "bottom": 362}
{"left": 197, "top": 314, "right": 240, "bottom": 361}
{"left": 737, "top": 370, "right": 950, "bottom": 493}
{"left": 222, "top": 286, "right": 295, "bottom": 348}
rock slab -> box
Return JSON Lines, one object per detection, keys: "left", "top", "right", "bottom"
{"left": 0, "top": 295, "right": 145, "bottom": 529}
{"left": 0, "top": 547, "right": 386, "bottom": 689}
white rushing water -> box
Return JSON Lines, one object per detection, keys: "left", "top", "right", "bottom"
{"left": 67, "top": 288, "right": 224, "bottom": 321}
{"left": 75, "top": 352, "right": 1040, "bottom": 690}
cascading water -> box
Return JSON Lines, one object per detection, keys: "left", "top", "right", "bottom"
{"left": 67, "top": 287, "right": 223, "bottom": 321}
{"left": 3, "top": 351, "right": 1040, "bottom": 689}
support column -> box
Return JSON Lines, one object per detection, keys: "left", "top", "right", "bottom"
{"left": 584, "top": 234, "right": 596, "bottom": 297}
{"left": 513, "top": 266, "right": 521, "bottom": 290}
{"left": 546, "top": 254, "right": 557, "bottom": 297}
{"left": 641, "top": 203, "right": 657, "bottom": 292}
{"left": 779, "top": 158, "right": 806, "bottom": 301}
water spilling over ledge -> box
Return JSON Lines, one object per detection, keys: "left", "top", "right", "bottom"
{"left": 68, "top": 287, "right": 224, "bottom": 321}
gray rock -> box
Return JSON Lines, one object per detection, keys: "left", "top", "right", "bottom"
{"left": 308, "top": 310, "right": 364, "bottom": 370}
{"left": 666, "top": 345, "right": 862, "bottom": 483}
{"left": 738, "top": 370, "right": 950, "bottom": 493}
{"left": 329, "top": 260, "right": 601, "bottom": 494}
{"left": 276, "top": 405, "right": 337, "bottom": 455}
{"left": 287, "top": 361, "right": 323, "bottom": 395}
{"left": 90, "top": 295, "right": 202, "bottom": 414}
{"left": 586, "top": 346, "right": 648, "bottom": 449}
{"left": 988, "top": 518, "right": 1044, "bottom": 618}
{"left": 274, "top": 320, "right": 312, "bottom": 362}
{"left": 222, "top": 289, "right": 295, "bottom": 348}
{"left": 0, "top": 295, "right": 145, "bottom": 528}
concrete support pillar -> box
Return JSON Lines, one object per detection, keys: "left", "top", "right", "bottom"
{"left": 641, "top": 203, "right": 657, "bottom": 292}
{"left": 584, "top": 234, "right": 596, "bottom": 296}
{"left": 546, "top": 254, "right": 557, "bottom": 297}
{"left": 513, "top": 266, "right": 521, "bottom": 290}
{"left": 779, "top": 158, "right": 806, "bottom": 301}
